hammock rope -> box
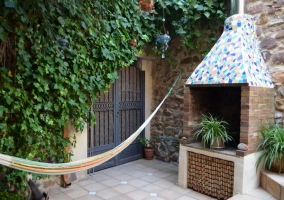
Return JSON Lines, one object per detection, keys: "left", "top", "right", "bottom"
{"left": 0, "top": 73, "right": 181, "bottom": 175}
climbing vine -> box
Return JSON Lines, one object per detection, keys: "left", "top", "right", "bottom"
{"left": 0, "top": 0, "right": 155, "bottom": 194}
{"left": 0, "top": 0, "right": 228, "bottom": 196}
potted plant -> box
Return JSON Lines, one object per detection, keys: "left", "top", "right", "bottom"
{"left": 256, "top": 123, "right": 284, "bottom": 173}
{"left": 194, "top": 114, "right": 233, "bottom": 149}
{"left": 138, "top": 136, "right": 157, "bottom": 160}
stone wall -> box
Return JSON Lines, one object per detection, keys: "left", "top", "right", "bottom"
{"left": 151, "top": 33, "right": 222, "bottom": 162}
{"left": 246, "top": 0, "right": 284, "bottom": 124}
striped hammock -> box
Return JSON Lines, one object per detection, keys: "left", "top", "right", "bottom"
{"left": 0, "top": 74, "right": 180, "bottom": 175}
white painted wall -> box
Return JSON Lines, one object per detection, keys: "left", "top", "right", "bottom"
{"left": 68, "top": 123, "right": 88, "bottom": 181}
{"left": 141, "top": 59, "right": 153, "bottom": 140}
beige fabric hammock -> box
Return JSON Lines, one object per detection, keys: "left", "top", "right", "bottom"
{"left": 0, "top": 74, "right": 180, "bottom": 175}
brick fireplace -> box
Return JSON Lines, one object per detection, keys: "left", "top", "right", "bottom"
{"left": 178, "top": 14, "right": 275, "bottom": 198}
{"left": 183, "top": 85, "right": 274, "bottom": 156}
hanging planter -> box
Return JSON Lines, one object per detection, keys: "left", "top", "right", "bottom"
{"left": 138, "top": 0, "right": 154, "bottom": 12}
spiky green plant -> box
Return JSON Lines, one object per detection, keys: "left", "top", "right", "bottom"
{"left": 194, "top": 114, "right": 233, "bottom": 149}
{"left": 256, "top": 123, "right": 284, "bottom": 173}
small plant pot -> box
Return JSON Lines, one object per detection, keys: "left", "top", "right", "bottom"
{"left": 144, "top": 147, "right": 154, "bottom": 160}
{"left": 212, "top": 137, "right": 224, "bottom": 149}
{"left": 270, "top": 156, "right": 284, "bottom": 173}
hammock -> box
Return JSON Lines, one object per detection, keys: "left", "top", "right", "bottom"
{"left": 0, "top": 74, "right": 180, "bottom": 175}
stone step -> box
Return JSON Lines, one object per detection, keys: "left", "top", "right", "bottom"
{"left": 260, "top": 170, "right": 284, "bottom": 200}
{"left": 228, "top": 187, "right": 274, "bottom": 200}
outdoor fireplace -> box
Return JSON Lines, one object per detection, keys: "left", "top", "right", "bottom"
{"left": 178, "top": 14, "right": 275, "bottom": 199}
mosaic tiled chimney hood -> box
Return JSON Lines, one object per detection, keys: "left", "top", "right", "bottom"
{"left": 186, "top": 14, "right": 273, "bottom": 87}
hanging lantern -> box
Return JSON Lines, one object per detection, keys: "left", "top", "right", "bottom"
{"left": 138, "top": 0, "right": 155, "bottom": 12}
{"left": 57, "top": 39, "right": 70, "bottom": 47}
{"left": 155, "top": 33, "right": 171, "bottom": 58}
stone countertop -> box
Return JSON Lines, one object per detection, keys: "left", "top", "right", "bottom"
{"left": 183, "top": 142, "right": 237, "bottom": 157}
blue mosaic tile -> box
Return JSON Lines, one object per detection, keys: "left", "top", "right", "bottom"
{"left": 186, "top": 14, "right": 274, "bottom": 88}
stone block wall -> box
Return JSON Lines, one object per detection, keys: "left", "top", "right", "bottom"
{"left": 151, "top": 34, "right": 221, "bottom": 162}
{"left": 246, "top": 0, "right": 284, "bottom": 124}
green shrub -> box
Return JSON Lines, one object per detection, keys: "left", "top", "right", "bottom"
{"left": 0, "top": 190, "right": 24, "bottom": 200}
{"left": 256, "top": 123, "right": 284, "bottom": 172}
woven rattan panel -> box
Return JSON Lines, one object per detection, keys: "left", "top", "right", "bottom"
{"left": 188, "top": 152, "right": 234, "bottom": 200}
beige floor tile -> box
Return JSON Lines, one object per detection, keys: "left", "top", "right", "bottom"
{"left": 49, "top": 192, "right": 72, "bottom": 200}
{"left": 98, "top": 169, "right": 124, "bottom": 177}
{"left": 128, "top": 179, "right": 149, "bottom": 188}
{"left": 112, "top": 184, "right": 136, "bottom": 194}
{"left": 141, "top": 184, "right": 164, "bottom": 193}
{"left": 78, "top": 179, "right": 97, "bottom": 186}
{"left": 245, "top": 187, "right": 272, "bottom": 199}
{"left": 153, "top": 179, "right": 175, "bottom": 189}
{"left": 126, "top": 170, "right": 147, "bottom": 178}
{"left": 126, "top": 190, "right": 149, "bottom": 200}
{"left": 59, "top": 183, "right": 80, "bottom": 192}
{"left": 153, "top": 171, "right": 172, "bottom": 178}
{"left": 143, "top": 196, "right": 165, "bottom": 200}
{"left": 100, "top": 178, "right": 121, "bottom": 187}
{"left": 158, "top": 189, "right": 183, "bottom": 200}
{"left": 140, "top": 159, "right": 163, "bottom": 166}
{"left": 89, "top": 173, "right": 111, "bottom": 182}
{"left": 75, "top": 195, "right": 104, "bottom": 200}
{"left": 151, "top": 163, "right": 173, "bottom": 170}
{"left": 170, "top": 185, "right": 193, "bottom": 195}
{"left": 65, "top": 187, "right": 89, "bottom": 199}
{"left": 164, "top": 174, "right": 178, "bottom": 182}
{"left": 176, "top": 196, "right": 197, "bottom": 200}
{"left": 140, "top": 175, "right": 161, "bottom": 183}
{"left": 130, "top": 163, "right": 147, "bottom": 170}
{"left": 47, "top": 188, "right": 61, "bottom": 196}
{"left": 162, "top": 166, "right": 178, "bottom": 174}
{"left": 139, "top": 167, "right": 159, "bottom": 173}
{"left": 96, "top": 188, "right": 122, "bottom": 199}
{"left": 186, "top": 191, "right": 212, "bottom": 200}
{"left": 229, "top": 194, "right": 263, "bottom": 200}
{"left": 109, "top": 194, "right": 134, "bottom": 200}
{"left": 116, "top": 167, "right": 135, "bottom": 173}
{"left": 114, "top": 174, "right": 135, "bottom": 181}
{"left": 83, "top": 182, "right": 107, "bottom": 192}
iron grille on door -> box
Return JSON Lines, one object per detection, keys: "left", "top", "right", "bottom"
{"left": 88, "top": 64, "right": 145, "bottom": 172}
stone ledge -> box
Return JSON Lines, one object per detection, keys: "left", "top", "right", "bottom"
{"left": 260, "top": 170, "right": 284, "bottom": 200}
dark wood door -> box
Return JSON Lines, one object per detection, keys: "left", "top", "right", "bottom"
{"left": 88, "top": 64, "right": 145, "bottom": 172}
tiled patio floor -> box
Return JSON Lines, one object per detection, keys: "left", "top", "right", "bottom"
{"left": 48, "top": 159, "right": 274, "bottom": 200}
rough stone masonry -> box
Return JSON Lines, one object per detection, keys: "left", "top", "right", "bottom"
{"left": 246, "top": 0, "right": 284, "bottom": 124}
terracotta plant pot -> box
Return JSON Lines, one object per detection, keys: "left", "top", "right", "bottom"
{"left": 138, "top": 0, "right": 154, "bottom": 12}
{"left": 270, "top": 155, "right": 284, "bottom": 173}
{"left": 212, "top": 137, "right": 224, "bottom": 149}
{"left": 144, "top": 147, "right": 154, "bottom": 160}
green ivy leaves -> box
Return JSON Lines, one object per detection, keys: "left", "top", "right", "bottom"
{"left": 0, "top": 0, "right": 155, "bottom": 194}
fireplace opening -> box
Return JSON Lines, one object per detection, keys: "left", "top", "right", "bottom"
{"left": 189, "top": 86, "right": 241, "bottom": 149}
